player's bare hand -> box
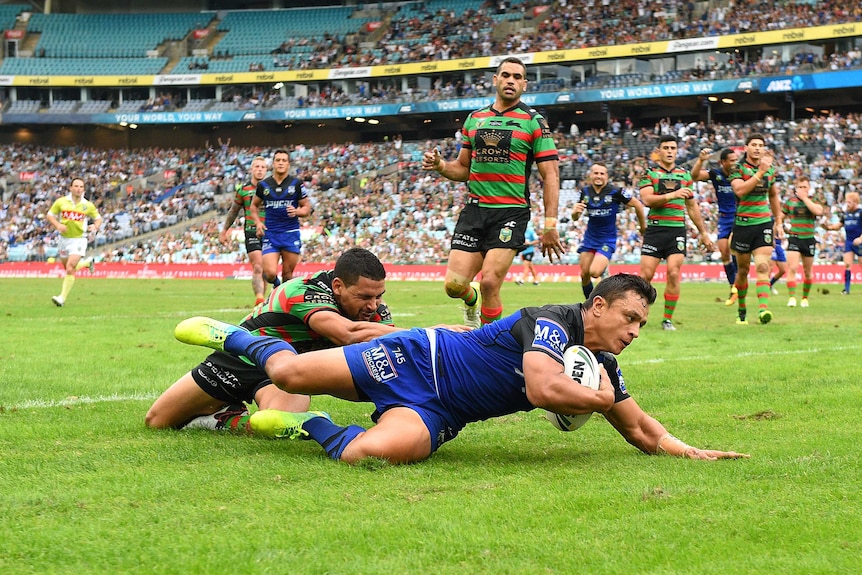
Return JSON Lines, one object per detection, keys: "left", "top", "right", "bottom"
{"left": 760, "top": 149, "right": 774, "bottom": 171}
{"left": 422, "top": 147, "right": 442, "bottom": 172}
{"left": 684, "top": 448, "right": 750, "bottom": 460}
{"left": 255, "top": 222, "right": 266, "bottom": 238}
{"left": 699, "top": 148, "right": 712, "bottom": 161}
{"left": 678, "top": 187, "right": 694, "bottom": 200}
{"left": 219, "top": 229, "right": 230, "bottom": 245}
{"left": 541, "top": 228, "right": 564, "bottom": 262}
{"left": 572, "top": 202, "right": 586, "bottom": 218}
{"left": 596, "top": 366, "right": 616, "bottom": 411}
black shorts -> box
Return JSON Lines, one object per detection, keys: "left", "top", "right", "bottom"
{"left": 521, "top": 250, "right": 535, "bottom": 262}
{"left": 451, "top": 201, "right": 528, "bottom": 252}
{"left": 244, "top": 232, "right": 262, "bottom": 254}
{"left": 640, "top": 226, "right": 687, "bottom": 259}
{"left": 190, "top": 351, "right": 272, "bottom": 404}
{"left": 731, "top": 222, "right": 773, "bottom": 254}
{"left": 787, "top": 235, "right": 816, "bottom": 258}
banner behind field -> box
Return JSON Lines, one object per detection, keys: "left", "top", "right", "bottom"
{"left": 1, "top": 262, "right": 857, "bottom": 284}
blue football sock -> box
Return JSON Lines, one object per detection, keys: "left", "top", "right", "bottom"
{"left": 303, "top": 417, "right": 365, "bottom": 461}
{"left": 224, "top": 331, "right": 296, "bottom": 368}
{"left": 845, "top": 269, "right": 851, "bottom": 292}
{"left": 724, "top": 262, "right": 736, "bottom": 285}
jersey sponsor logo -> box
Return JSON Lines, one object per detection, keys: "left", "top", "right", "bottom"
{"left": 304, "top": 291, "right": 335, "bottom": 305}
{"left": 475, "top": 128, "right": 512, "bottom": 164}
{"left": 532, "top": 318, "right": 568, "bottom": 359}
{"left": 361, "top": 345, "right": 398, "bottom": 383}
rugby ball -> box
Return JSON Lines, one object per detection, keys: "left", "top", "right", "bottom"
{"left": 543, "top": 345, "right": 601, "bottom": 432}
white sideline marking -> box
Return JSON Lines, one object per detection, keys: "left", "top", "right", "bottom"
{"left": 7, "top": 345, "right": 860, "bottom": 411}
{"left": 6, "top": 392, "right": 158, "bottom": 410}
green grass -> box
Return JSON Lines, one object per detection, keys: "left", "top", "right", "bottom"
{"left": 1, "top": 277, "right": 860, "bottom": 574}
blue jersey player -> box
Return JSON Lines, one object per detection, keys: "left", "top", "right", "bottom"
{"left": 250, "top": 149, "right": 311, "bottom": 286}
{"left": 174, "top": 274, "right": 749, "bottom": 465}
{"left": 692, "top": 148, "right": 739, "bottom": 305}
{"left": 571, "top": 163, "right": 646, "bottom": 299}
{"left": 826, "top": 191, "right": 862, "bottom": 294}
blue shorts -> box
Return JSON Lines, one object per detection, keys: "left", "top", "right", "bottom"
{"left": 772, "top": 241, "right": 786, "bottom": 262}
{"left": 717, "top": 213, "right": 735, "bottom": 240}
{"left": 577, "top": 233, "right": 616, "bottom": 260}
{"left": 845, "top": 239, "right": 862, "bottom": 257}
{"left": 343, "top": 329, "right": 461, "bottom": 453}
{"left": 262, "top": 230, "right": 301, "bottom": 255}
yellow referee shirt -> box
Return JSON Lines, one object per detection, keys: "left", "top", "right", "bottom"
{"left": 48, "top": 195, "right": 101, "bottom": 238}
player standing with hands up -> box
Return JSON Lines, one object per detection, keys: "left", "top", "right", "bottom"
{"left": 422, "top": 57, "right": 564, "bottom": 328}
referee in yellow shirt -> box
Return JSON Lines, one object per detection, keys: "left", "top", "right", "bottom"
{"left": 45, "top": 177, "right": 102, "bottom": 307}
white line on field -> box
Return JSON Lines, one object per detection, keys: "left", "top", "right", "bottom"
{"left": 6, "top": 344, "right": 860, "bottom": 411}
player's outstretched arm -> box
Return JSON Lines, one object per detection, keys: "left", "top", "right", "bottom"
{"left": 308, "top": 311, "right": 403, "bottom": 346}
{"left": 604, "top": 396, "right": 750, "bottom": 460}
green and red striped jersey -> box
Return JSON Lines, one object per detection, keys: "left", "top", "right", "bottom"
{"left": 638, "top": 165, "right": 692, "bottom": 228}
{"left": 784, "top": 195, "right": 817, "bottom": 239}
{"left": 460, "top": 102, "right": 558, "bottom": 208}
{"left": 237, "top": 270, "right": 394, "bottom": 354}
{"left": 729, "top": 160, "right": 776, "bottom": 226}
{"left": 233, "top": 181, "right": 264, "bottom": 233}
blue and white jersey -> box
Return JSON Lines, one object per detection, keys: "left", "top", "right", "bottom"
{"left": 708, "top": 167, "right": 737, "bottom": 215}
{"left": 842, "top": 207, "right": 862, "bottom": 242}
{"left": 575, "top": 185, "right": 633, "bottom": 241}
{"left": 433, "top": 304, "right": 630, "bottom": 428}
{"left": 256, "top": 176, "right": 307, "bottom": 233}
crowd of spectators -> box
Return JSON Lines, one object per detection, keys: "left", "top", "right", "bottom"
{"left": 3, "top": 113, "right": 858, "bottom": 269}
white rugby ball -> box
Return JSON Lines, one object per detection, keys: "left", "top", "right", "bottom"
{"left": 543, "top": 345, "right": 601, "bottom": 432}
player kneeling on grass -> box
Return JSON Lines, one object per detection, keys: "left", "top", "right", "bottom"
{"left": 173, "top": 273, "right": 749, "bottom": 465}
{"left": 146, "top": 248, "right": 403, "bottom": 435}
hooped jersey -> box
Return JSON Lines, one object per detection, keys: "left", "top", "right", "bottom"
{"left": 729, "top": 159, "right": 776, "bottom": 226}
{"left": 639, "top": 165, "right": 692, "bottom": 228}
{"left": 233, "top": 181, "right": 264, "bottom": 233}
{"left": 575, "top": 184, "right": 634, "bottom": 239}
{"left": 783, "top": 195, "right": 818, "bottom": 239}
{"left": 48, "top": 195, "right": 101, "bottom": 238}
{"left": 238, "top": 270, "right": 394, "bottom": 354}
{"left": 255, "top": 175, "right": 306, "bottom": 233}
{"left": 460, "top": 102, "right": 558, "bottom": 209}
{"left": 434, "top": 304, "right": 630, "bottom": 427}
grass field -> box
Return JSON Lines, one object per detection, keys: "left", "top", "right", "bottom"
{"left": 1, "top": 277, "right": 860, "bottom": 574}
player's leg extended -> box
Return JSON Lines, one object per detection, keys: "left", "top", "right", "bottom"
{"left": 444, "top": 250, "right": 483, "bottom": 327}
{"left": 145, "top": 372, "right": 232, "bottom": 429}
{"left": 477, "top": 248, "right": 517, "bottom": 323}
{"left": 338, "top": 407, "right": 432, "bottom": 465}
{"left": 578, "top": 250, "right": 596, "bottom": 298}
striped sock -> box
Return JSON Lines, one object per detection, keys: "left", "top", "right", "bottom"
{"left": 663, "top": 293, "right": 679, "bottom": 321}
{"left": 756, "top": 280, "right": 770, "bottom": 310}
{"left": 787, "top": 280, "right": 797, "bottom": 297}
{"left": 480, "top": 305, "right": 503, "bottom": 324}
{"left": 803, "top": 280, "right": 812, "bottom": 299}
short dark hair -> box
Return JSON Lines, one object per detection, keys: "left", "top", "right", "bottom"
{"left": 496, "top": 56, "right": 526, "bottom": 75}
{"left": 659, "top": 135, "right": 677, "bottom": 145}
{"left": 584, "top": 273, "right": 656, "bottom": 309}
{"left": 272, "top": 149, "right": 290, "bottom": 158}
{"left": 333, "top": 248, "right": 386, "bottom": 286}
{"left": 719, "top": 148, "right": 736, "bottom": 161}
{"left": 746, "top": 133, "right": 765, "bottom": 145}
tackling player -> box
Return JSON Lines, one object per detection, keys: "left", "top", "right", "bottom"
{"left": 173, "top": 274, "right": 749, "bottom": 465}
{"left": 145, "top": 248, "right": 399, "bottom": 435}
